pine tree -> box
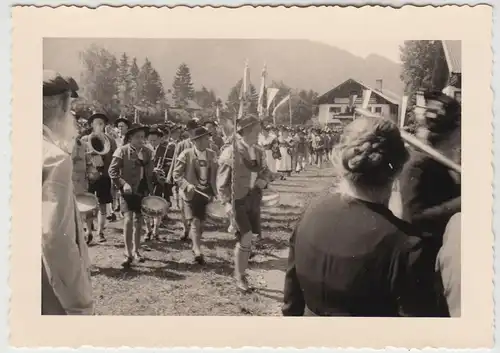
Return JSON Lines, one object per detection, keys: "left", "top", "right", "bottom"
{"left": 172, "top": 63, "right": 195, "bottom": 108}
{"left": 129, "top": 57, "right": 140, "bottom": 105}
{"left": 116, "top": 52, "right": 133, "bottom": 112}
{"left": 136, "top": 58, "right": 165, "bottom": 106}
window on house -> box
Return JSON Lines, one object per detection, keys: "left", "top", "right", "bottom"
{"left": 375, "top": 107, "right": 382, "bottom": 113}
{"left": 329, "top": 107, "right": 342, "bottom": 113}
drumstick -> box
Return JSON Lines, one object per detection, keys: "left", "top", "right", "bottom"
{"left": 195, "top": 188, "right": 210, "bottom": 199}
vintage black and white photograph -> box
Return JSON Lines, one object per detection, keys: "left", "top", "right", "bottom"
{"left": 42, "top": 37, "right": 461, "bottom": 317}
{"left": 11, "top": 4, "right": 493, "bottom": 349}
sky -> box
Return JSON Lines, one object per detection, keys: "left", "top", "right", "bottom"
{"left": 318, "top": 40, "right": 405, "bottom": 63}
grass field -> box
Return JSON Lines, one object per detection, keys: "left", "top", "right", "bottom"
{"left": 88, "top": 165, "right": 336, "bottom": 316}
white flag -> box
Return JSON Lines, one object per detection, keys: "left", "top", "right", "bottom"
{"left": 272, "top": 94, "right": 290, "bottom": 117}
{"left": 238, "top": 60, "right": 251, "bottom": 119}
{"left": 164, "top": 108, "right": 168, "bottom": 122}
{"left": 361, "top": 89, "right": 372, "bottom": 109}
{"left": 266, "top": 88, "right": 279, "bottom": 109}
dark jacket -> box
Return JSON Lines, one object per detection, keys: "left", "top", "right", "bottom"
{"left": 399, "top": 150, "right": 461, "bottom": 241}
{"left": 283, "top": 193, "right": 442, "bottom": 317}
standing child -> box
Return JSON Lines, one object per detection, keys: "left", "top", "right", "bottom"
{"left": 108, "top": 124, "right": 154, "bottom": 268}
{"left": 172, "top": 127, "right": 218, "bottom": 264}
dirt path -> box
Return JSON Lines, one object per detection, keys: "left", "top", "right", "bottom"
{"left": 89, "top": 166, "right": 336, "bottom": 316}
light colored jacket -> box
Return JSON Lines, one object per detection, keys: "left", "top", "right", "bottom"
{"left": 217, "top": 139, "right": 273, "bottom": 203}
{"left": 436, "top": 212, "right": 461, "bottom": 317}
{"left": 42, "top": 127, "right": 93, "bottom": 315}
{"left": 166, "top": 138, "right": 193, "bottom": 184}
{"left": 172, "top": 147, "right": 218, "bottom": 201}
{"left": 108, "top": 144, "right": 154, "bottom": 193}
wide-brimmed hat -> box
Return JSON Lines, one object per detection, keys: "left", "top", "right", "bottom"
{"left": 125, "top": 123, "right": 149, "bottom": 140}
{"left": 236, "top": 114, "right": 260, "bottom": 133}
{"left": 43, "top": 70, "right": 79, "bottom": 98}
{"left": 88, "top": 112, "right": 109, "bottom": 125}
{"left": 186, "top": 119, "right": 199, "bottom": 131}
{"left": 115, "top": 117, "right": 131, "bottom": 127}
{"left": 190, "top": 127, "right": 210, "bottom": 140}
{"left": 147, "top": 127, "right": 164, "bottom": 137}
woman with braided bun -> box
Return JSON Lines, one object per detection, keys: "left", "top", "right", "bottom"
{"left": 283, "top": 116, "right": 442, "bottom": 317}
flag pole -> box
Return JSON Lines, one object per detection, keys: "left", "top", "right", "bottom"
{"left": 288, "top": 93, "right": 292, "bottom": 126}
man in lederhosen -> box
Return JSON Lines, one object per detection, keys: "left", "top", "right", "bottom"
{"left": 108, "top": 123, "right": 154, "bottom": 268}
{"left": 108, "top": 116, "right": 131, "bottom": 221}
{"left": 166, "top": 119, "right": 200, "bottom": 240}
{"left": 172, "top": 126, "right": 218, "bottom": 264}
{"left": 217, "top": 114, "right": 274, "bottom": 292}
{"left": 81, "top": 113, "right": 117, "bottom": 244}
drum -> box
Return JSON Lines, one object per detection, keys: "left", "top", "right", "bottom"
{"left": 75, "top": 192, "right": 98, "bottom": 215}
{"left": 141, "top": 196, "right": 170, "bottom": 217}
{"left": 206, "top": 200, "right": 227, "bottom": 223}
{"left": 262, "top": 190, "right": 280, "bottom": 208}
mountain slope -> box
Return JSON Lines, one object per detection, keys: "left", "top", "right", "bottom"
{"left": 43, "top": 38, "right": 404, "bottom": 100}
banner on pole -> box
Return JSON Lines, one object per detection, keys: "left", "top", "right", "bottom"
{"left": 272, "top": 94, "right": 290, "bottom": 117}
{"left": 266, "top": 88, "right": 279, "bottom": 109}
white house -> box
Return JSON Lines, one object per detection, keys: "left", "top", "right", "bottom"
{"left": 316, "top": 78, "right": 401, "bottom": 126}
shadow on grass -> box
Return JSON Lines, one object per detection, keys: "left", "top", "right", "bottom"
{"left": 92, "top": 265, "right": 186, "bottom": 281}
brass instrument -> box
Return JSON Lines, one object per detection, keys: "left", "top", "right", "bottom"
{"left": 86, "top": 132, "right": 111, "bottom": 181}
{"left": 153, "top": 144, "right": 169, "bottom": 184}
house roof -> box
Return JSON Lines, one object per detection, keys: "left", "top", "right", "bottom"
{"left": 442, "top": 40, "right": 461, "bottom": 74}
{"left": 317, "top": 78, "right": 401, "bottom": 106}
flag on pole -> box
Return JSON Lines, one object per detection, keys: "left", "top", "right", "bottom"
{"left": 266, "top": 88, "right": 279, "bottom": 110}
{"left": 361, "top": 89, "right": 372, "bottom": 109}
{"left": 238, "top": 60, "right": 251, "bottom": 119}
{"left": 272, "top": 94, "right": 291, "bottom": 119}
{"left": 257, "top": 64, "right": 267, "bottom": 117}
{"left": 215, "top": 104, "right": 220, "bottom": 122}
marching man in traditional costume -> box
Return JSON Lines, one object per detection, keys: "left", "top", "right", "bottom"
{"left": 108, "top": 124, "right": 154, "bottom": 268}
{"left": 167, "top": 119, "right": 201, "bottom": 239}
{"left": 217, "top": 114, "right": 274, "bottom": 292}
{"left": 81, "top": 113, "right": 117, "bottom": 244}
{"left": 172, "top": 126, "right": 218, "bottom": 264}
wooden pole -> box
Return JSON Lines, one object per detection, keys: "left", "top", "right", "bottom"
{"left": 288, "top": 95, "right": 292, "bottom": 126}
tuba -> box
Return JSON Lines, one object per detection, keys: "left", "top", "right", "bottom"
{"left": 86, "top": 132, "right": 111, "bottom": 181}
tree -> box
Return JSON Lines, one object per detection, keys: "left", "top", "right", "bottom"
{"left": 194, "top": 86, "right": 217, "bottom": 109}
{"left": 172, "top": 63, "right": 195, "bottom": 107}
{"left": 79, "top": 45, "right": 119, "bottom": 109}
{"left": 136, "top": 58, "right": 165, "bottom": 106}
{"left": 400, "top": 40, "right": 448, "bottom": 96}
{"left": 129, "top": 57, "right": 140, "bottom": 105}
{"left": 116, "top": 52, "right": 133, "bottom": 114}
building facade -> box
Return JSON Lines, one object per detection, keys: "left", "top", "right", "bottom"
{"left": 317, "top": 78, "right": 400, "bottom": 126}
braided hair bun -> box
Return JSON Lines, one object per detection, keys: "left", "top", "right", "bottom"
{"left": 337, "top": 117, "right": 409, "bottom": 187}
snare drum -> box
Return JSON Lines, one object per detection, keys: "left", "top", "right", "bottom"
{"left": 141, "top": 196, "right": 170, "bottom": 218}
{"left": 261, "top": 190, "right": 280, "bottom": 208}
{"left": 75, "top": 192, "right": 99, "bottom": 215}
{"left": 206, "top": 200, "right": 227, "bottom": 223}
